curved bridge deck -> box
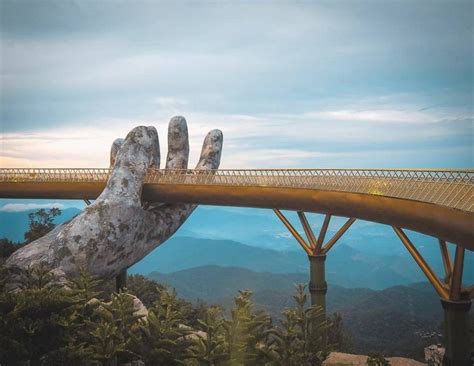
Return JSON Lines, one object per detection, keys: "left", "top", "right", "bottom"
{"left": 1, "top": 168, "right": 473, "bottom": 249}
{"left": 1, "top": 168, "right": 473, "bottom": 211}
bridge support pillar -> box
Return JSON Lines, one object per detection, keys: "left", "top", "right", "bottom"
{"left": 115, "top": 269, "right": 127, "bottom": 292}
{"left": 441, "top": 299, "right": 472, "bottom": 366}
{"left": 309, "top": 254, "right": 328, "bottom": 346}
{"left": 308, "top": 254, "right": 327, "bottom": 311}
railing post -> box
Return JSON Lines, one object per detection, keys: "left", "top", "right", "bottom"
{"left": 441, "top": 299, "right": 472, "bottom": 366}
{"left": 115, "top": 269, "right": 127, "bottom": 292}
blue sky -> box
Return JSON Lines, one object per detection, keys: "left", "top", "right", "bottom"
{"left": 1, "top": 0, "right": 472, "bottom": 169}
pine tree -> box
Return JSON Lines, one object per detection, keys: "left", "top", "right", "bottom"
{"left": 24, "top": 208, "right": 61, "bottom": 244}
{"left": 0, "top": 237, "right": 23, "bottom": 265}
{"left": 0, "top": 269, "right": 334, "bottom": 365}
{"left": 130, "top": 288, "right": 192, "bottom": 365}
{"left": 0, "top": 265, "right": 79, "bottom": 365}
{"left": 262, "top": 284, "right": 329, "bottom": 366}
{"left": 89, "top": 321, "right": 126, "bottom": 365}
{"left": 187, "top": 306, "right": 229, "bottom": 366}
{"left": 327, "top": 312, "right": 353, "bottom": 352}
{"left": 78, "top": 291, "right": 144, "bottom": 364}
{"left": 68, "top": 269, "right": 103, "bottom": 302}
{"left": 125, "top": 274, "right": 165, "bottom": 307}
{"left": 223, "top": 290, "right": 271, "bottom": 366}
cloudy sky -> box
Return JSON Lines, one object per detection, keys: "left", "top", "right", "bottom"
{"left": 1, "top": 0, "right": 472, "bottom": 169}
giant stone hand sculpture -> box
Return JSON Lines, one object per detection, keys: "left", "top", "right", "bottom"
{"left": 4, "top": 117, "right": 223, "bottom": 288}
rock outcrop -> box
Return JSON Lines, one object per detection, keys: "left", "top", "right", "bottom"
{"left": 323, "top": 352, "right": 426, "bottom": 365}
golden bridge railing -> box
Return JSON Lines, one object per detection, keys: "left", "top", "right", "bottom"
{"left": 1, "top": 168, "right": 473, "bottom": 212}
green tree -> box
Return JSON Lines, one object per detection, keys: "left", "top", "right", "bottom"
{"left": 43, "top": 272, "right": 144, "bottom": 366}
{"left": 0, "top": 265, "right": 79, "bottom": 365}
{"left": 0, "top": 237, "right": 23, "bottom": 262}
{"left": 126, "top": 274, "right": 165, "bottom": 307}
{"left": 0, "top": 269, "right": 335, "bottom": 365}
{"left": 76, "top": 291, "right": 143, "bottom": 365}
{"left": 327, "top": 312, "right": 353, "bottom": 352}
{"left": 68, "top": 269, "right": 103, "bottom": 303}
{"left": 130, "top": 288, "right": 192, "bottom": 365}
{"left": 262, "top": 284, "right": 329, "bottom": 366}
{"left": 223, "top": 290, "right": 271, "bottom": 366}
{"left": 90, "top": 321, "right": 125, "bottom": 364}
{"left": 0, "top": 266, "right": 141, "bottom": 365}
{"left": 24, "top": 207, "right": 61, "bottom": 243}
{"left": 188, "top": 306, "right": 229, "bottom": 365}
{"left": 44, "top": 271, "right": 105, "bottom": 365}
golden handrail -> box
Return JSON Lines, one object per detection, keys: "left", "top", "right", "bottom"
{"left": 1, "top": 168, "right": 472, "bottom": 212}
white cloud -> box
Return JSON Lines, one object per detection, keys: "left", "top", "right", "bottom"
{"left": 0, "top": 102, "right": 471, "bottom": 170}
{"left": 0, "top": 202, "right": 65, "bottom": 212}
{"left": 152, "top": 97, "right": 188, "bottom": 110}
{"left": 224, "top": 148, "right": 331, "bottom": 168}
{"left": 305, "top": 109, "right": 439, "bottom": 124}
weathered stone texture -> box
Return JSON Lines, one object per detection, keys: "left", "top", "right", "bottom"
{"left": 4, "top": 117, "right": 223, "bottom": 289}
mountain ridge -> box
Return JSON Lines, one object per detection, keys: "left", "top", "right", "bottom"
{"left": 147, "top": 264, "right": 449, "bottom": 359}
{"left": 133, "top": 236, "right": 427, "bottom": 289}
{"left": 2, "top": 206, "right": 472, "bottom": 288}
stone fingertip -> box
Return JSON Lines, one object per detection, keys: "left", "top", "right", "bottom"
{"left": 110, "top": 138, "right": 125, "bottom": 167}
{"left": 170, "top": 115, "right": 187, "bottom": 125}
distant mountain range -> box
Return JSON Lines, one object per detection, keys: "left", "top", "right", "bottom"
{"left": 148, "top": 265, "right": 448, "bottom": 359}
{"left": 148, "top": 264, "right": 441, "bottom": 319}
{"left": 1, "top": 205, "right": 472, "bottom": 288}
{"left": 134, "top": 236, "right": 429, "bottom": 289}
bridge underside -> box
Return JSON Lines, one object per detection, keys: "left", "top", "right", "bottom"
{"left": 273, "top": 209, "right": 472, "bottom": 365}
{"left": 1, "top": 181, "right": 472, "bottom": 250}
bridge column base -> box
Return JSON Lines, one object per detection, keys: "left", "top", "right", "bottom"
{"left": 441, "top": 299, "right": 472, "bottom": 366}
{"left": 308, "top": 254, "right": 328, "bottom": 346}
{"left": 308, "top": 254, "right": 328, "bottom": 311}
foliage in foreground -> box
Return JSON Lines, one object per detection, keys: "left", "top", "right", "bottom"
{"left": 1, "top": 207, "right": 60, "bottom": 267}
{"left": 0, "top": 208, "right": 342, "bottom": 365}
{"left": 367, "top": 352, "right": 391, "bottom": 365}
{"left": 0, "top": 266, "right": 337, "bottom": 366}
{"left": 24, "top": 207, "right": 61, "bottom": 244}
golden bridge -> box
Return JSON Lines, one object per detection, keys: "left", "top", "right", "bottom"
{"left": 1, "top": 167, "right": 473, "bottom": 365}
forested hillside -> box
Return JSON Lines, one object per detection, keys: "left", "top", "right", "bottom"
{"left": 149, "top": 265, "right": 448, "bottom": 360}
{"left": 0, "top": 266, "right": 339, "bottom": 365}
